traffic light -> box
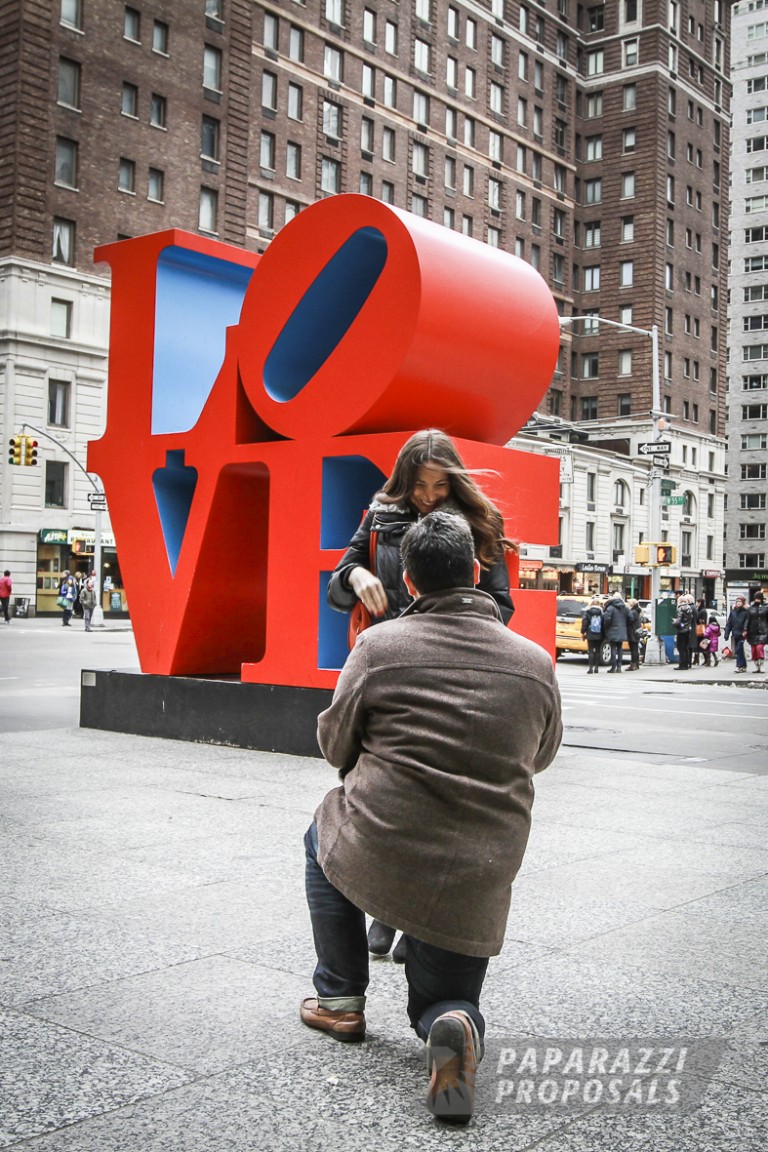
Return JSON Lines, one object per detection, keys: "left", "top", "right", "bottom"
{"left": 8, "top": 435, "right": 23, "bottom": 466}
{"left": 23, "top": 437, "right": 38, "bottom": 466}
{"left": 634, "top": 544, "right": 650, "bottom": 565}
{"left": 655, "top": 544, "right": 676, "bottom": 566}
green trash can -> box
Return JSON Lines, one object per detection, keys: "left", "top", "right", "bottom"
{"left": 655, "top": 597, "right": 677, "bottom": 662}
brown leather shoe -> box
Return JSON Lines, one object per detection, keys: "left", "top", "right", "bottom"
{"left": 299, "top": 997, "right": 365, "bottom": 1042}
{"left": 426, "top": 1011, "right": 478, "bottom": 1124}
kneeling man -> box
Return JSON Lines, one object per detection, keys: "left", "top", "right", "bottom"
{"left": 301, "top": 511, "right": 562, "bottom": 1124}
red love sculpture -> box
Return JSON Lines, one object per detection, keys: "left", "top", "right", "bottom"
{"left": 89, "top": 194, "right": 560, "bottom": 686}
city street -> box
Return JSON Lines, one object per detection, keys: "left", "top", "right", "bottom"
{"left": 1, "top": 618, "right": 765, "bottom": 771}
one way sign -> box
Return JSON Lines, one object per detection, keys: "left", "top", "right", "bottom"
{"left": 638, "top": 441, "right": 671, "bottom": 455}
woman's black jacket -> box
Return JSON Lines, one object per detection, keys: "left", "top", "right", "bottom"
{"left": 327, "top": 501, "right": 515, "bottom": 624}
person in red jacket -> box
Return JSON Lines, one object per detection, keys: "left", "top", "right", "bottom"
{"left": 0, "top": 570, "right": 12, "bottom": 623}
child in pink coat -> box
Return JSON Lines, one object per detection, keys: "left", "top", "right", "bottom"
{"left": 702, "top": 615, "right": 721, "bottom": 667}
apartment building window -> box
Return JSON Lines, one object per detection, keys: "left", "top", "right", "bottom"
{"left": 466, "top": 18, "right": 477, "bottom": 50}
{"left": 264, "top": 13, "right": 278, "bottom": 50}
{"left": 584, "top": 222, "right": 600, "bottom": 247}
{"left": 412, "top": 142, "right": 429, "bottom": 177}
{"left": 55, "top": 138, "right": 78, "bottom": 187}
{"left": 621, "top": 216, "right": 634, "bottom": 242}
{"left": 148, "top": 167, "right": 164, "bottom": 202}
{"left": 50, "top": 299, "right": 72, "bottom": 339}
{"left": 153, "top": 20, "right": 169, "bottom": 54}
{"left": 411, "top": 194, "right": 428, "bottom": 217}
{"left": 324, "top": 45, "right": 343, "bottom": 82}
{"left": 586, "top": 135, "right": 602, "bottom": 161}
{"left": 48, "top": 379, "right": 71, "bottom": 427}
{"left": 118, "top": 158, "right": 136, "bottom": 192}
{"left": 582, "top": 396, "right": 598, "bottom": 419}
{"left": 517, "top": 97, "right": 527, "bottom": 127}
{"left": 323, "top": 101, "right": 341, "bottom": 138}
{"left": 53, "top": 219, "right": 75, "bottom": 265}
{"left": 288, "top": 83, "right": 303, "bottom": 120}
{"left": 58, "top": 58, "right": 81, "bottom": 109}
{"left": 414, "top": 38, "right": 430, "bottom": 74}
{"left": 581, "top": 353, "right": 599, "bottom": 379}
{"left": 285, "top": 142, "right": 301, "bottom": 179}
{"left": 321, "top": 158, "right": 341, "bottom": 193}
{"left": 205, "top": 0, "right": 223, "bottom": 17}
{"left": 289, "top": 26, "right": 304, "bottom": 61}
{"left": 199, "top": 187, "right": 218, "bottom": 233}
{"left": 554, "top": 164, "right": 566, "bottom": 192}
{"left": 201, "top": 115, "right": 220, "bottom": 161}
{"left": 584, "top": 265, "right": 601, "bottom": 290}
{"left": 618, "top": 393, "right": 631, "bottom": 416}
{"left": 363, "top": 9, "right": 376, "bottom": 44}
{"left": 447, "top": 56, "right": 458, "bottom": 89}
{"left": 619, "top": 350, "right": 632, "bottom": 375}
{"left": 587, "top": 49, "right": 604, "bottom": 76}
{"left": 46, "top": 461, "right": 67, "bottom": 509}
{"left": 382, "top": 127, "right": 395, "bottom": 162}
{"left": 622, "top": 172, "right": 636, "bottom": 198}
{"left": 488, "top": 227, "right": 501, "bottom": 248}
{"left": 361, "top": 118, "right": 374, "bottom": 155}
{"left": 463, "top": 165, "right": 474, "bottom": 197}
{"left": 260, "top": 131, "right": 275, "bottom": 170}
{"left": 623, "top": 39, "right": 639, "bottom": 67}
{"left": 489, "top": 131, "right": 503, "bottom": 163}
{"left": 515, "top": 190, "right": 525, "bottom": 219}
{"left": 465, "top": 67, "right": 476, "bottom": 99}
{"left": 585, "top": 178, "right": 602, "bottom": 204}
{"left": 383, "top": 75, "right": 396, "bottom": 107}
{"left": 413, "top": 91, "right": 429, "bottom": 125}
{"left": 492, "top": 36, "right": 505, "bottom": 68}
{"left": 552, "top": 253, "right": 565, "bottom": 285}
{"left": 586, "top": 91, "right": 603, "bottom": 117}
{"left": 382, "top": 181, "right": 395, "bottom": 204}
{"left": 623, "top": 128, "right": 636, "bottom": 153}
{"left": 121, "top": 82, "right": 138, "bottom": 117}
{"left": 204, "top": 46, "right": 222, "bottom": 92}
{"left": 326, "top": 0, "right": 343, "bottom": 25}
{"left": 464, "top": 118, "right": 475, "bottom": 147}
{"left": 258, "top": 191, "right": 274, "bottom": 231}
{"left": 461, "top": 216, "right": 473, "bottom": 237}
{"left": 742, "top": 433, "right": 768, "bottom": 449}
{"left": 742, "top": 463, "right": 767, "bottom": 480}
{"left": 60, "top": 0, "right": 82, "bottom": 29}
{"left": 444, "top": 156, "right": 456, "bottom": 189}
{"left": 416, "top": 0, "right": 431, "bottom": 20}
{"left": 360, "top": 172, "right": 373, "bottom": 196}
{"left": 262, "top": 71, "right": 277, "bottom": 111}
{"left": 386, "top": 21, "right": 398, "bottom": 55}
{"left": 150, "top": 94, "right": 167, "bottom": 128}
{"left": 620, "top": 260, "right": 634, "bottom": 287}
{"left": 490, "top": 83, "right": 504, "bottom": 115}
{"left": 124, "top": 6, "right": 140, "bottom": 41}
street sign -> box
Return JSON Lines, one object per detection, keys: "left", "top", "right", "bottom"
{"left": 88, "top": 492, "right": 107, "bottom": 509}
{"left": 638, "top": 441, "right": 671, "bottom": 455}
{"left": 660, "top": 481, "right": 677, "bottom": 492}
{"left": 662, "top": 496, "right": 686, "bottom": 505}
{"left": 653, "top": 455, "right": 670, "bottom": 469}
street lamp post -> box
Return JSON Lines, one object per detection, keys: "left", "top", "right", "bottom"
{"left": 558, "top": 314, "right": 665, "bottom": 664}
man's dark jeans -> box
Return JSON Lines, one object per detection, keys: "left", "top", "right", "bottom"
{"left": 304, "top": 822, "right": 488, "bottom": 1042}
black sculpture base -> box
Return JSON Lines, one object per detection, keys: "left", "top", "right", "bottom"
{"left": 79, "top": 669, "right": 333, "bottom": 758}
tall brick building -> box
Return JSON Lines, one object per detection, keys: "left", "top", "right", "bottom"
{"left": 1, "top": 0, "right": 734, "bottom": 610}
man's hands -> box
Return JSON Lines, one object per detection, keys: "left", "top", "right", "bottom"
{"left": 349, "top": 566, "right": 389, "bottom": 617}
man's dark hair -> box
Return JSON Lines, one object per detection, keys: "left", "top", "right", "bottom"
{"left": 401, "top": 511, "right": 475, "bottom": 594}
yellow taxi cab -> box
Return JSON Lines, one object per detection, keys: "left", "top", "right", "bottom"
{"left": 555, "top": 594, "right": 650, "bottom": 664}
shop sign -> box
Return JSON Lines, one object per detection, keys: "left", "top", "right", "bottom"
{"left": 576, "top": 562, "right": 613, "bottom": 574}
{"left": 520, "top": 560, "right": 544, "bottom": 571}
{"left": 725, "top": 569, "right": 768, "bottom": 583}
{"left": 68, "top": 530, "right": 116, "bottom": 547}
{"left": 701, "top": 570, "right": 723, "bottom": 579}
{"left": 39, "top": 528, "right": 68, "bottom": 545}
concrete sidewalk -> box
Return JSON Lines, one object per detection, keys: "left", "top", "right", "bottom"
{"left": 1, "top": 723, "right": 767, "bottom": 1149}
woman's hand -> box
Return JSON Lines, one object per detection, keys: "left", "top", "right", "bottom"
{"left": 348, "top": 567, "right": 389, "bottom": 617}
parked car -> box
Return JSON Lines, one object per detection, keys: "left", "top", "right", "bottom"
{"left": 555, "top": 594, "right": 650, "bottom": 664}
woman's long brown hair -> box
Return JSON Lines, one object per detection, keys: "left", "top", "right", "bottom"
{"left": 377, "top": 429, "right": 515, "bottom": 566}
